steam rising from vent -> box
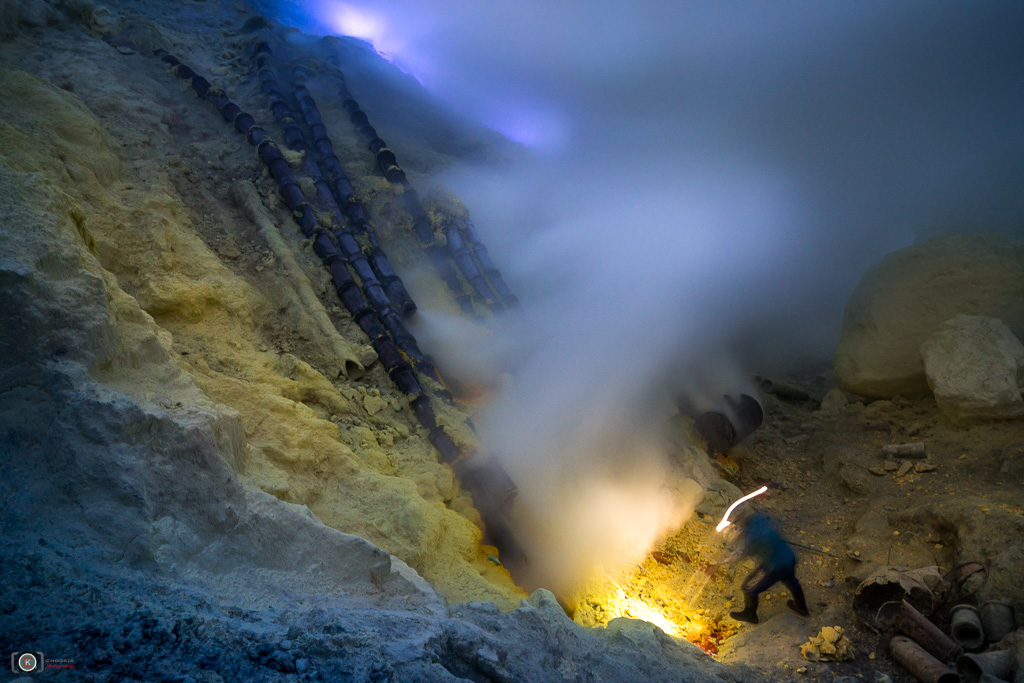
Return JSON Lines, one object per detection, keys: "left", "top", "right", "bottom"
{"left": 262, "top": 0, "right": 1024, "bottom": 588}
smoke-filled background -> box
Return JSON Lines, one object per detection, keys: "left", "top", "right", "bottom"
{"left": 261, "top": 0, "right": 1024, "bottom": 590}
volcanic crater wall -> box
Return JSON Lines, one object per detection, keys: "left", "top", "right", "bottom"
{"left": 0, "top": 0, "right": 524, "bottom": 611}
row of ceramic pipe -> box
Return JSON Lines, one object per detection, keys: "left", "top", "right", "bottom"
{"left": 253, "top": 41, "right": 429, "bottom": 376}
{"left": 117, "top": 39, "right": 524, "bottom": 565}
{"left": 323, "top": 53, "right": 519, "bottom": 312}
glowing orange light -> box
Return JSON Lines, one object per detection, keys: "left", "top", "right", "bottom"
{"left": 606, "top": 583, "right": 682, "bottom": 637}
{"left": 715, "top": 485, "right": 767, "bottom": 532}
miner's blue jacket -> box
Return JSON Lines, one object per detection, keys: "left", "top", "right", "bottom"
{"left": 741, "top": 512, "right": 796, "bottom": 571}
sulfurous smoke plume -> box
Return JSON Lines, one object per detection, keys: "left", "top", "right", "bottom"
{"left": 261, "top": 0, "right": 1024, "bottom": 589}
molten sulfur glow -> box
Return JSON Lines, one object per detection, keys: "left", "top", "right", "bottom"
{"left": 715, "top": 485, "right": 768, "bottom": 532}
{"left": 607, "top": 583, "right": 682, "bottom": 637}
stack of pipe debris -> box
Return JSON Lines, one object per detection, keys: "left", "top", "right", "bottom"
{"left": 876, "top": 596, "right": 1024, "bottom": 683}
{"left": 879, "top": 600, "right": 960, "bottom": 682}
{"left": 322, "top": 45, "right": 518, "bottom": 313}
{"left": 101, "top": 28, "right": 525, "bottom": 568}
{"left": 952, "top": 601, "right": 1024, "bottom": 683}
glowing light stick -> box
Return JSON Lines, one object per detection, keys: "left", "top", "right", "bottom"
{"left": 715, "top": 486, "right": 768, "bottom": 532}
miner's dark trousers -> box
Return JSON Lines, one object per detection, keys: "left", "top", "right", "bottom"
{"left": 742, "top": 564, "right": 807, "bottom": 613}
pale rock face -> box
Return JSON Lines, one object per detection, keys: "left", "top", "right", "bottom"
{"left": 834, "top": 234, "right": 1024, "bottom": 398}
{"left": 920, "top": 314, "right": 1024, "bottom": 425}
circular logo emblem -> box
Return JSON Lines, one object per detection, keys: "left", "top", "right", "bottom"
{"left": 17, "top": 653, "right": 38, "bottom": 672}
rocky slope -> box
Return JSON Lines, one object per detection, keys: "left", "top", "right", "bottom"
{"left": 0, "top": 0, "right": 755, "bottom": 680}
{"left": 2, "top": 1, "right": 1022, "bottom": 682}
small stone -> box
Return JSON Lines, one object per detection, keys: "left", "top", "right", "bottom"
{"left": 820, "top": 388, "right": 849, "bottom": 413}
{"left": 295, "top": 658, "right": 309, "bottom": 673}
{"left": 896, "top": 461, "right": 913, "bottom": 477}
{"left": 868, "top": 465, "right": 887, "bottom": 476}
{"left": 883, "top": 459, "right": 899, "bottom": 471}
{"left": 117, "top": 45, "right": 136, "bottom": 55}
{"left": 796, "top": 666, "right": 808, "bottom": 674}
{"left": 363, "top": 394, "right": 387, "bottom": 416}
{"left": 914, "top": 462, "right": 937, "bottom": 473}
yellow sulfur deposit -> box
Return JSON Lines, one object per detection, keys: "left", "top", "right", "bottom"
{"left": 0, "top": 66, "right": 523, "bottom": 609}
{"left": 800, "top": 625, "right": 855, "bottom": 662}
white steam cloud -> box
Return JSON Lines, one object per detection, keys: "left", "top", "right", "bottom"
{"left": 263, "top": 0, "right": 1024, "bottom": 590}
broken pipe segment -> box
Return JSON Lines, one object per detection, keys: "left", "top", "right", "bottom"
{"left": 693, "top": 394, "right": 764, "bottom": 452}
{"left": 889, "top": 636, "right": 959, "bottom": 683}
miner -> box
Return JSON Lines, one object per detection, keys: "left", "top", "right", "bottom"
{"left": 719, "top": 509, "right": 809, "bottom": 624}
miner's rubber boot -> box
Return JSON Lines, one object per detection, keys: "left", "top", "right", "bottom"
{"left": 730, "top": 593, "right": 759, "bottom": 624}
{"left": 786, "top": 579, "right": 809, "bottom": 616}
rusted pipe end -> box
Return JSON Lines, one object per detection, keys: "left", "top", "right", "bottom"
{"left": 890, "top": 636, "right": 959, "bottom": 683}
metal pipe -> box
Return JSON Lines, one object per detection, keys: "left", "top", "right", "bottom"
{"left": 878, "top": 600, "right": 962, "bottom": 662}
{"left": 889, "top": 636, "right": 959, "bottom": 683}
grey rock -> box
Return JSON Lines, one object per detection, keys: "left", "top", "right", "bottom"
{"left": 921, "top": 314, "right": 1024, "bottom": 424}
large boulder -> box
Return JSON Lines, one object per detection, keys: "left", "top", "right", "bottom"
{"left": 921, "top": 315, "right": 1024, "bottom": 425}
{"left": 834, "top": 234, "right": 1024, "bottom": 398}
